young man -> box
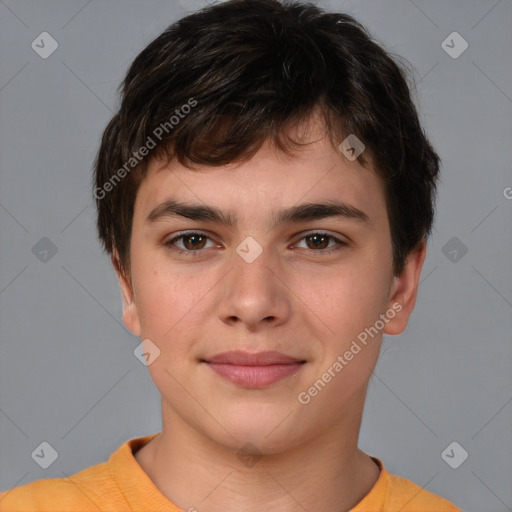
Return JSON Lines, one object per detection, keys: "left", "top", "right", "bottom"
{"left": 0, "top": 0, "right": 462, "bottom": 510}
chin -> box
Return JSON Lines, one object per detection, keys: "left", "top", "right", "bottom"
{"left": 219, "top": 429, "right": 303, "bottom": 457}
{"left": 207, "top": 407, "right": 308, "bottom": 455}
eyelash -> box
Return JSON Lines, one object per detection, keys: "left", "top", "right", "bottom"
{"left": 163, "top": 231, "right": 348, "bottom": 258}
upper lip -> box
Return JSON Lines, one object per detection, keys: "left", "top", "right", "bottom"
{"left": 203, "top": 351, "right": 305, "bottom": 366}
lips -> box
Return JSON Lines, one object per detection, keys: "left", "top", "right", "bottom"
{"left": 204, "top": 350, "right": 305, "bottom": 365}
{"left": 203, "top": 351, "right": 306, "bottom": 388}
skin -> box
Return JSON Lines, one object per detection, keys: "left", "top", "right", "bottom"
{"left": 114, "top": 116, "right": 426, "bottom": 512}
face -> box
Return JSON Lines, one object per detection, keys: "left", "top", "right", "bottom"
{"left": 116, "top": 120, "right": 425, "bottom": 454}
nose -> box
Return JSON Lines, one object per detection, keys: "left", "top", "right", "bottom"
{"left": 215, "top": 241, "right": 292, "bottom": 331}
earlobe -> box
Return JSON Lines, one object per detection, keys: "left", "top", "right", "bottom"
{"left": 112, "top": 250, "right": 141, "bottom": 337}
{"left": 383, "top": 239, "right": 427, "bottom": 336}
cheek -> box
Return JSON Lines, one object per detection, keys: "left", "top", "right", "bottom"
{"left": 302, "top": 261, "right": 389, "bottom": 344}
{"left": 132, "top": 258, "right": 217, "bottom": 354}
{"left": 298, "top": 266, "right": 388, "bottom": 408}
{"left": 132, "top": 265, "right": 206, "bottom": 389}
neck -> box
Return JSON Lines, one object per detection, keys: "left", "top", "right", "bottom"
{"left": 136, "top": 392, "right": 380, "bottom": 512}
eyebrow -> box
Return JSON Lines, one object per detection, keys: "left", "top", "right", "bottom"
{"left": 145, "top": 199, "right": 370, "bottom": 228}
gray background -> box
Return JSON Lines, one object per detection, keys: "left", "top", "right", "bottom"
{"left": 0, "top": 0, "right": 511, "bottom": 510}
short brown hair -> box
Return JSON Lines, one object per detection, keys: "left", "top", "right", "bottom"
{"left": 93, "top": 0, "right": 440, "bottom": 279}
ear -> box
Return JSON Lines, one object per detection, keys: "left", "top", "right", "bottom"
{"left": 112, "top": 249, "right": 141, "bottom": 337}
{"left": 384, "top": 239, "right": 427, "bottom": 336}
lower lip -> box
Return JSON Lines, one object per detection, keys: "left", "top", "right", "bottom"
{"left": 205, "top": 362, "right": 304, "bottom": 388}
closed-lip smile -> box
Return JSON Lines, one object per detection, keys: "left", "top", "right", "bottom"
{"left": 202, "top": 350, "right": 306, "bottom": 388}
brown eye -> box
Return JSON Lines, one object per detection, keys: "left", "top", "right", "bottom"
{"left": 180, "top": 234, "right": 208, "bottom": 250}
{"left": 165, "top": 231, "right": 217, "bottom": 257}
{"left": 304, "top": 233, "right": 330, "bottom": 250}
{"left": 295, "top": 232, "right": 347, "bottom": 254}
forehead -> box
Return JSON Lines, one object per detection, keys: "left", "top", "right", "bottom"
{"left": 134, "top": 130, "right": 388, "bottom": 230}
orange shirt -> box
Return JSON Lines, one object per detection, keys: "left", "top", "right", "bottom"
{"left": 0, "top": 433, "right": 462, "bottom": 511}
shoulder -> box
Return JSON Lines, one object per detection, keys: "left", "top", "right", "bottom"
{"left": 354, "top": 458, "right": 463, "bottom": 512}
{"left": 0, "top": 461, "right": 125, "bottom": 511}
{"left": 386, "top": 471, "right": 462, "bottom": 511}
{"left": 381, "top": 465, "right": 463, "bottom": 511}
